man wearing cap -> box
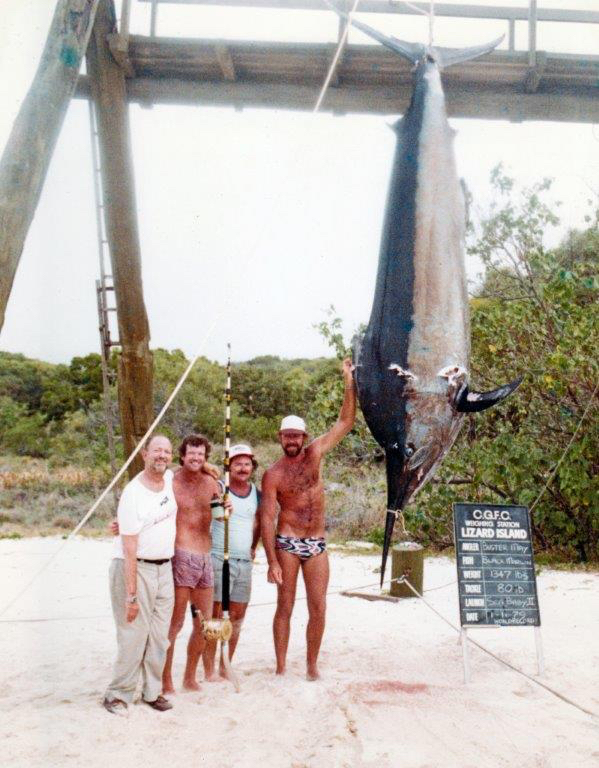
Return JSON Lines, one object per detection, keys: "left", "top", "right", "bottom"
{"left": 260, "top": 359, "right": 356, "bottom": 680}
{"left": 103, "top": 434, "right": 176, "bottom": 715}
{"left": 204, "top": 443, "right": 261, "bottom": 679}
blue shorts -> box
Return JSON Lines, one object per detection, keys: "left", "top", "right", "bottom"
{"left": 211, "top": 555, "right": 252, "bottom": 604}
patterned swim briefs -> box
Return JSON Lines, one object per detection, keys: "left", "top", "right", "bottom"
{"left": 275, "top": 535, "right": 327, "bottom": 560}
{"left": 172, "top": 548, "right": 214, "bottom": 589}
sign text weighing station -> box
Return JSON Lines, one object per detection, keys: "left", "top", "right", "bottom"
{"left": 453, "top": 503, "right": 543, "bottom": 682}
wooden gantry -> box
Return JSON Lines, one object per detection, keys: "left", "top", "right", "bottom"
{"left": 0, "top": 0, "right": 597, "bottom": 476}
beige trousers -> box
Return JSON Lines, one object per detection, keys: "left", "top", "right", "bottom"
{"left": 105, "top": 558, "right": 174, "bottom": 704}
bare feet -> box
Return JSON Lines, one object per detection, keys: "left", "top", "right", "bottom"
{"left": 204, "top": 672, "right": 224, "bottom": 683}
{"left": 306, "top": 666, "right": 320, "bottom": 681}
{"left": 162, "top": 678, "right": 175, "bottom": 695}
{"left": 182, "top": 678, "right": 200, "bottom": 692}
{"left": 275, "top": 665, "right": 285, "bottom": 676}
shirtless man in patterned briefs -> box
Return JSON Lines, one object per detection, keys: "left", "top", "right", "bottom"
{"left": 260, "top": 359, "right": 356, "bottom": 680}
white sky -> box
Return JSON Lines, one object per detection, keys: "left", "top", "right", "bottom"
{"left": 0, "top": 0, "right": 598, "bottom": 365}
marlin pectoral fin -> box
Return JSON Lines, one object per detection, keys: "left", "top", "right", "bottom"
{"left": 389, "top": 364, "right": 418, "bottom": 381}
{"left": 434, "top": 36, "right": 504, "bottom": 68}
{"left": 455, "top": 376, "right": 523, "bottom": 413}
{"left": 380, "top": 510, "right": 396, "bottom": 588}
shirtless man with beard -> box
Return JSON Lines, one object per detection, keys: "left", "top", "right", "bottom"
{"left": 260, "top": 359, "right": 356, "bottom": 680}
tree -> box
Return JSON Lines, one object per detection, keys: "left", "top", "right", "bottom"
{"left": 411, "top": 168, "right": 598, "bottom": 560}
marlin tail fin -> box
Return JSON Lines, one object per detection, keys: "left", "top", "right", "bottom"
{"left": 434, "top": 37, "right": 504, "bottom": 68}
{"left": 323, "top": 1, "right": 503, "bottom": 67}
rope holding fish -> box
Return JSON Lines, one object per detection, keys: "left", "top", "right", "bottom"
{"left": 428, "top": 0, "right": 435, "bottom": 48}
{"left": 388, "top": 509, "right": 411, "bottom": 540}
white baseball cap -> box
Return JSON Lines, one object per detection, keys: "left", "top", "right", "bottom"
{"left": 280, "top": 415, "right": 307, "bottom": 433}
{"left": 230, "top": 443, "right": 255, "bottom": 460}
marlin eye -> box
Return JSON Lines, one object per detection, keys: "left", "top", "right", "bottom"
{"left": 404, "top": 444, "right": 415, "bottom": 458}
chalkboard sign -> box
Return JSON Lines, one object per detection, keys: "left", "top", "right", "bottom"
{"left": 453, "top": 503, "right": 541, "bottom": 627}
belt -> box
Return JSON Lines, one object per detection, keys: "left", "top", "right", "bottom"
{"left": 137, "top": 557, "right": 171, "bottom": 565}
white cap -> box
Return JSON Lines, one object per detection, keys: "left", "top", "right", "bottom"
{"left": 230, "top": 443, "right": 254, "bottom": 460}
{"left": 280, "top": 415, "right": 307, "bottom": 433}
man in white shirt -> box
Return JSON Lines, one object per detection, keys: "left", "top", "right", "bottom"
{"left": 103, "top": 434, "right": 177, "bottom": 715}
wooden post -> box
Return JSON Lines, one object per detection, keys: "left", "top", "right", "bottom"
{"left": 0, "top": 0, "right": 100, "bottom": 331}
{"left": 390, "top": 542, "right": 424, "bottom": 598}
{"left": 87, "top": 0, "right": 153, "bottom": 478}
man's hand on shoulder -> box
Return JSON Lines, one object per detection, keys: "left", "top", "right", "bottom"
{"left": 203, "top": 462, "right": 220, "bottom": 480}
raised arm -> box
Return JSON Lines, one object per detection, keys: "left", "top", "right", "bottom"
{"left": 259, "top": 469, "right": 282, "bottom": 585}
{"left": 310, "top": 358, "right": 356, "bottom": 457}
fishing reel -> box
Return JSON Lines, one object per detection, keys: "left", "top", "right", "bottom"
{"left": 190, "top": 603, "right": 233, "bottom": 642}
{"left": 202, "top": 617, "right": 233, "bottom": 642}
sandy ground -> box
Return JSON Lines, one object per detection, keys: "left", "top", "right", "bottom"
{"left": 1, "top": 537, "right": 598, "bottom": 768}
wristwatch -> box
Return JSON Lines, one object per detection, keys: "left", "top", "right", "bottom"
{"left": 126, "top": 595, "right": 138, "bottom": 605}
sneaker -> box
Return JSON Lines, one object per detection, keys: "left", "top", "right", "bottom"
{"left": 102, "top": 697, "right": 128, "bottom": 716}
{"left": 144, "top": 695, "right": 173, "bottom": 712}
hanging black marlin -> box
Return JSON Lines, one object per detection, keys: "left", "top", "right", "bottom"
{"left": 325, "top": 7, "right": 522, "bottom": 583}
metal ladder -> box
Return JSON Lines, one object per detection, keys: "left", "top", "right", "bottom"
{"left": 88, "top": 100, "right": 120, "bottom": 489}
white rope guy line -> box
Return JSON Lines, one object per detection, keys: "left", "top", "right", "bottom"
{"left": 314, "top": 0, "right": 362, "bottom": 113}
{"left": 0, "top": 575, "right": 407, "bottom": 622}
{"left": 400, "top": 576, "right": 599, "bottom": 720}
{"left": 4, "top": 572, "right": 596, "bottom": 720}
{"left": 0, "top": 315, "right": 222, "bottom": 620}
{"left": 529, "top": 378, "right": 598, "bottom": 514}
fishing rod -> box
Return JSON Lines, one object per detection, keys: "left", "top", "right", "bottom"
{"left": 221, "top": 342, "right": 233, "bottom": 650}
{"left": 195, "top": 343, "right": 239, "bottom": 691}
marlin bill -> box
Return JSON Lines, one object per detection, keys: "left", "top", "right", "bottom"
{"left": 325, "top": 7, "right": 522, "bottom": 583}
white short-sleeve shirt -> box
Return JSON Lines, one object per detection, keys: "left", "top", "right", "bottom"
{"left": 112, "top": 469, "right": 177, "bottom": 560}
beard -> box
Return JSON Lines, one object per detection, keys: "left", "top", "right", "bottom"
{"left": 283, "top": 444, "right": 301, "bottom": 457}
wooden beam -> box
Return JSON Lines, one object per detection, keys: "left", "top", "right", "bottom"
{"left": 215, "top": 43, "right": 236, "bottom": 81}
{"left": 109, "top": 37, "right": 598, "bottom": 123}
{"left": 78, "top": 76, "right": 593, "bottom": 124}
{"left": 0, "top": 0, "right": 100, "bottom": 332}
{"left": 108, "top": 33, "right": 136, "bottom": 77}
{"left": 87, "top": 0, "right": 154, "bottom": 478}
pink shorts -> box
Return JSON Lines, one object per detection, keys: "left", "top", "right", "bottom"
{"left": 172, "top": 549, "right": 214, "bottom": 589}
